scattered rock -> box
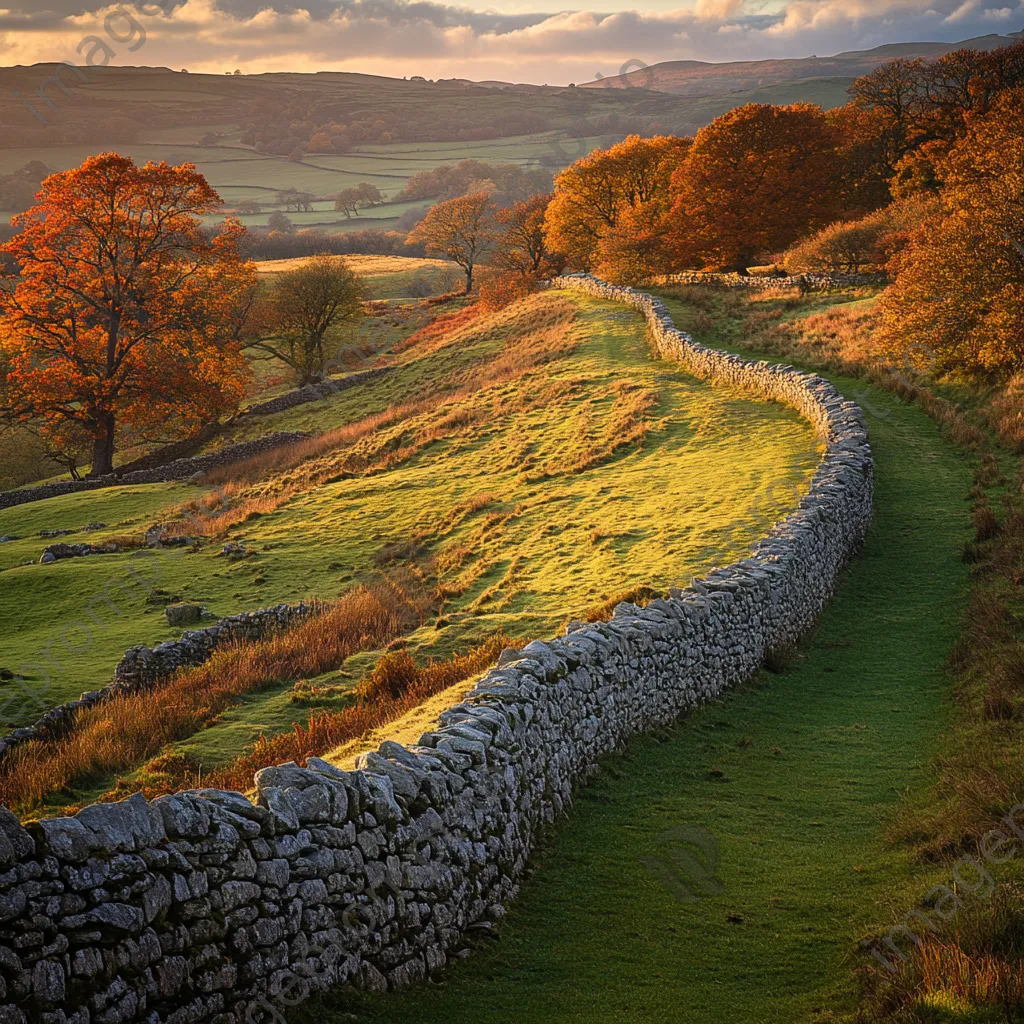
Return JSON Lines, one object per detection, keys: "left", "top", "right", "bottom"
{"left": 39, "top": 541, "right": 119, "bottom": 563}
{"left": 0, "top": 535, "right": 15, "bottom": 543}
{"left": 0, "top": 669, "right": 13, "bottom": 681}
{"left": 83, "top": 522, "right": 107, "bottom": 532}
{"left": 38, "top": 528, "right": 73, "bottom": 539}
{"left": 222, "top": 542, "right": 248, "bottom": 559}
{"left": 145, "top": 525, "right": 195, "bottom": 548}
{"left": 165, "top": 603, "right": 203, "bottom": 627}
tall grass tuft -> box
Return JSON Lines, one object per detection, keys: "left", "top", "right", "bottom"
{"left": 114, "top": 632, "right": 510, "bottom": 800}
{"left": 0, "top": 579, "right": 429, "bottom": 815}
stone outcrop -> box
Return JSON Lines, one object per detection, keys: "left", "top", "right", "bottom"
{"left": 0, "top": 433, "right": 309, "bottom": 513}
{"left": 0, "top": 277, "right": 873, "bottom": 1023}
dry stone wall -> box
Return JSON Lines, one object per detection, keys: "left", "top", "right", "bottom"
{"left": 0, "top": 276, "right": 873, "bottom": 1024}
{"left": 0, "top": 434, "right": 309, "bottom": 513}
{"left": 661, "top": 270, "right": 887, "bottom": 291}
{"left": 0, "top": 603, "right": 318, "bottom": 765}
{"left": 240, "top": 367, "right": 392, "bottom": 419}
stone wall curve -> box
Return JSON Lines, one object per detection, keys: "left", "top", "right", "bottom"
{"left": 0, "top": 278, "right": 873, "bottom": 1023}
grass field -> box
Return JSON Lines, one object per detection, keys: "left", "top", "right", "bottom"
{"left": 0, "top": 291, "right": 820, "bottom": 816}
{"left": 254, "top": 254, "right": 451, "bottom": 299}
{"left": 0, "top": 129, "right": 608, "bottom": 233}
{"left": 300, "top": 288, "right": 977, "bottom": 1024}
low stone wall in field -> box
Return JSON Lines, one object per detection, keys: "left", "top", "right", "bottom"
{"left": 0, "top": 277, "right": 873, "bottom": 1024}
{"left": 0, "top": 433, "right": 309, "bottom": 513}
{"left": 0, "top": 603, "right": 318, "bottom": 764}
{"left": 661, "top": 270, "right": 887, "bottom": 291}
{"left": 240, "top": 366, "right": 392, "bottom": 418}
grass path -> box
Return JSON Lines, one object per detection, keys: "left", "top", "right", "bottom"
{"left": 306, "top": 328, "right": 974, "bottom": 1022}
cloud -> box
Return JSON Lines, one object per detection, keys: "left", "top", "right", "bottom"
{"left": 0, "top": 0, "right": 1020, "bottom": 83}
{"left": 694, "top": 0, "right": 745, "bottom": 22}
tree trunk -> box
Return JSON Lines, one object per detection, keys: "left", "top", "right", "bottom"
{"left": 464, "top": 264, "right": 473, "bottom": 295}
{"left": 90, "top": 414, "right": 116, "bottom": 477}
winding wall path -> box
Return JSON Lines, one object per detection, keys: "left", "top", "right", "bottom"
{"left": 0, "top": 279, "right": 872, "bottom": 1024}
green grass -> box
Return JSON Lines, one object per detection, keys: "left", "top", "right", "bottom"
{"left": 0, "top": 293, "right": 819, "bottom": 788}
{"left": 299, "top": 293, "right": 975, "bottom": 1024}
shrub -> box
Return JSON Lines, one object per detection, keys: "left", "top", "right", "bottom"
{"left": 477, "top": 272, "right": 539, "bottom": 311}
{"left": 782, "top": 194, "right": 939, "bottom": 274}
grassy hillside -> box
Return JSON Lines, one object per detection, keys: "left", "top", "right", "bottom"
{"left": 0, "top": 256, "right": 455, "bottom": 489}
{"left": 0, "top": 290, "right": 821, "bottom": 816}
{"left": 304, "top": 287, "right": 975, "bottom": 1024}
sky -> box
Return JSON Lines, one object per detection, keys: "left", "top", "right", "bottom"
{"left": 0, "top": 0, "right": 1020, "bottom": 85}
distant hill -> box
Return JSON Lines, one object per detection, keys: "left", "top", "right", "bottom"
{"left": 579, "top": 31, "right": 1024, "bottom": 99}
{"left": 0, "top": 30, "right": 1019, "bottom": 234}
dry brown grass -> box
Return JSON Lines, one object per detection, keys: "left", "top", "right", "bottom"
{"left": 858, "top": 887, "right": 1024, "bottom": 1022}
{"left": 106, "top": 632, "right": 510, "bottom": 800}
{"left": 583, "top": 585, "right": 659, "bottom": 622}
{"left": 524, "top": 382, "right": 659, "bottom": 483}
{"left": 2, "top": 579, "right": 429, "bottom": 815}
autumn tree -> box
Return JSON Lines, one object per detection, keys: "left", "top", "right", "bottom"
{"left": 544, "top": 135, "right": 690, "bottom": 270}
{"left": 595, "top": 202, "right": 678, "bottom": 285}
{"left": 844, "top": 40, "right": 1024, "bottom": 200}
{"left": 334, "top": 183, "right": 384, "bottom": 219}
{"left": 878, "top": 88, "right": 1024, "bottom": 376}
{"left": 276, "top": 188, "right": 314, "bottom": 212}
{"left": 667, "top": 104, "right": 841, "bottom": 272}
{"left": 334, "top": 189, "right": 361, "bottom": 219}
{"left": 0, "top": 154, "right": 253, "bottom": 476}
{"left": 247, "top": 255, "right": 365, "bottom": 385}
{"left": 406, "top": 191, "right": 496, "bottom": 293}
{"left": 356, "top": 183, "right": 383, "bottom": 206}
{"left": 267, "top": 210, "right": 294, "bottom": 233}
{"left": 492, "top": 193, "right": 562, "bottom": 277}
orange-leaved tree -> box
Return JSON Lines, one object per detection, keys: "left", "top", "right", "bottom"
{"left": 595, "top": 201, "right": 678, "bottom": 286}
{"left": 878, "top": 88, "right": 1024, "bottom": 376}
{"left": 0, "top": 154, "right": 253, "bottom": 476}
{"left": 544, "top": 135, "right": 690, "bottom": 271}
{"left": 407, "top": 191, "right": 496, "bottom": 294}
{"left": 492, "top": 193, "right": 563, "bottom": 278}
{"left": 668, "top": 104, "right": 842, "bottom": 272}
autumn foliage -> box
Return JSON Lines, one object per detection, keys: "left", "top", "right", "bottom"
{"left": 878, "top": 87, "right": 1024, "bottom": 376}
{"left": 0, "top": 154, "right": 254, "bottom": 475}
{"left": 544, "top": 134, "right": 690, "bottom": 271}
{"left": 407, "top": 191, "right": 497, "bottom": 293}
{"left": 491, "top": 193, "right": 562, "bottom": 278}
{"left": 666, "top": 104, "right": 842, "bottom": 272}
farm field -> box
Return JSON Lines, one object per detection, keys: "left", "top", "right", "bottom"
{"left": 0, "top": 290, "right": 821, "bottom": 817}
{"left": 306, "top": 289, "right": 975, "bottom": 1024}
{"left": 253, "top": 254, "right": 451, "bottom": 299}
{"left": 0, "top": 127, "right": 607, "bottom": 231}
